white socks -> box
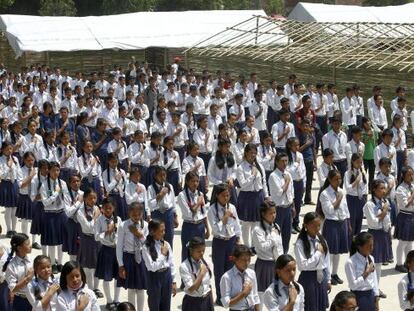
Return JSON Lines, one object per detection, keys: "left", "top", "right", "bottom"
{"left": 5, "top": 207, "right": 16, "bottom": 232}
{"left": 84, "top": 268, "right": 99, "bottom": 289}
{"left": 128, "top": 289, "right": 145, "bottom": 311}
{"left": 397, "top": 240, "right": 413, "bottom": 266}
{"left": 375, "top": 263, "right": 382, "bottom": 284}
{"left": 241, "top": 221, "right": 255, "bottom": 247}
{"left": 47, "top": 245, "right": 63, "bottom": 265}
{"left": 21, "top": 220, "right": 29, "bottom": 235}
{"left": 103, "top": 281, "right": 121, "bottom": 304}
{"left": 330, "top": 254, "right": 340, "bottom": 275}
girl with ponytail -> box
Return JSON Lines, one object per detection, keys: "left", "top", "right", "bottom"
{"left": 263, "top": 254, "right": 304, "bottom": 311}
{"left": 294, "top": 212, "right": 330, "bottom": 311}
{"left": 329, "top": 291, "right": 357, "bottom": 311}
{"left": 0, "top": 225, "right": 11, "bottom": 311}
{"left": 179, "top": 237, "right": 213, "bottom": 311}
{"left": 398, "top": 250, "right": 414, "bottom": 310}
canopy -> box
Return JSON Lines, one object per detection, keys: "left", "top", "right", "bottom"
{"left": 0, "top": 10, "right": 266, "bottom": 57}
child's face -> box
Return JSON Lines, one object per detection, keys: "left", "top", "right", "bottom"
{"left": 404, "top": 170, "right": 414, "bottom": 184}
{"left": 83, "top": 142, "right": 93, "bottom": 154}
{"left": 36, "top": 259, "right": 52, "bottom": 281}
{"left": 67, "top": 268, "right": 83, "bottom": 290}
{"left": 85, "top": 193, "right": 97, "bottom": 207}
{"left": 102, "top": 203, "right": 114, "bottom": 218}
{"left": 200, "top": 119, "right": 207, "bottom": 129}
{"left": 24, "top": 155, "right": 35, "bottom": 168}
{"left": 191, "top": 245, "right": 206, "bottom": 262}
{"left": 114, "top": 133, "right": 122, "bottom": 141}
{"left": 130, "top": 172, "right": 140, "bottom": 183}
{"left": 187, "top": 177, "right": 199, "bottom": 191}
{"left": 353, "top": 132, "right": 362, "bottom": 142}
{"left": 383, "top": 135, "right": 392, "bottom": 145}
{"left": 2, "top": 145, "right": 12, "bottom": 156}
{"left": 374, "top": 183, "right": 386, "bottom": 199}
{"left": 263, "top": 136, "right": 272, "bottom": 146}
{"left": 17, "top": 239, "right": 32, "bottom": 256}
{"left": 129, "top": 208, "right": 143, "bottom": 223}
{"left": 379, "top": 164, "right": 391, "bottom": 175}
{"left": 408, "top": 260, "right": 414, "bottom": 272}
{"left": 60, "top": 109, "right": 68, "bottom": 119}
{"left": 277, "top": 261, "right": 296, "bottom": 285}
{"left": 332, "top": 121, "right": 341, "bottom": 132}
{"left": 359, "top": 238, "right": 374, "bottom": 257}
{"left": 165, "top": 140, "right": 174, "bottom": 151}
{"left": 172, "top": 115, "right": 180, "bottom": 124}
{"left": 289, "top": 140, "right": 299, "bottom": 152}
{"left": 281, "top": 113, "right": 289, "bottom": 123}
{"left": 61, "top": 134, "right": 70, "bottom": 145}
{"left": 218, "top": 143, "right": 230, "bottom": 155}
{"left": 329, "top": 173, "right": 342, "bottom": 188}
{"left": 70, "top": 177, "right": 81, "bottom": 191}
{"left": 305, "top": 218, "right": 321, "bottom": 238}
{"left": 152, "top": 223, "right": 166, "bottom": 240}
{"left": 217, "top": 189, "right": 230, "bottom": 206}
{"left": 155, "top": 171, "right": 167, "bottom": 184}
{"left": 262, "top": 207, "right": 276, "bottom": 224}
{"left": 190, "top": 146, "right": 199, "bottom": 157}
{"left": 49, "top": 166, "right": 60, "bottom": 179}
{"left": 108, "top": 158, "right": 118, "bottom": 168}
{"left": 352, "top": 158, "right": 362, "bottom": 169}
{"left": 394, "top": 119, "right": 402, "bottom": 129}
{"left": 244, "top": 148, "right": 257, "bottom": 163}
{"left": 234, "top": 254, "right": 251, "bottom": 272}
{"left": 276, "top": 157, "right": 288, "bottom": 171}
{"left": 134, "top": 110, "right": 142, "bottom": 119}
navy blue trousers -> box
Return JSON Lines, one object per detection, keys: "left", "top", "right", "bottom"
{"left": 12, "top": 296, "right": 31, "bottom": 311}
{"left": 334, "top": 159, "right": 347, "bottom": 186}
{"left": 147, "top": 268, "right": 172, "bottom": 311}
{"left": 151, "top": 209, "right": 175, "bottom": 249}
{"left": 212, "top": 236, "right": 236, "bottom": 301}
{"left": 181, "top": 221, "right": 205, "bottom": 262}
{"left": 352, "top": 290, "right": 375, "bottom": 311}
{"left": 347, "top": 194, "right": 367, "bottom": 237}
{"left": 0, "top": 282, "right": 11, "bottom": 311}
{"left": 293, "top": 180, "right": 304, "bottom": 227}
{"left": 275, "top": 205, "right": 292, "bottom": 253}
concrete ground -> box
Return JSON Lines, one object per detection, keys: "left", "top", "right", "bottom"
{"left": 0, "top": 154, "right": 404, "bottom": 310}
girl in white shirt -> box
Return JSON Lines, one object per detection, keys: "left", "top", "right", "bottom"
{"left": 0, "top": 233, "right": 10, "bottom": 311}
{"left": 193, "top": 116, "right": 214, "bottom": 172}
{"left": 263, "top": 254, "right": 304, "bottom": 311}
{"left": 57, "top": 131, "right": 78, "bottom": 184}
{"left": 162, "top": 136, "right": 182, "bottom": 196}
{"left": 181, "top": 142, "right": 208, "bottom": 200}
{"left": 398, "top": 250, "right": 414, "bottom": 310}
{"left": 257, "top": 131, "right": 276, "bottom": 184}
{"left": 142, "top": 131, "right": 163, "bottom": 187}
{"left": 344, "top": 153, "right": 368, "bottom": 237}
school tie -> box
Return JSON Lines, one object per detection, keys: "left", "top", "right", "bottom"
{"left": 282, "top": 285, "right": 289, "bottom": 297}
{"left": 311, "top": 238, "right": 324, "bottom": 283}
{"left": 28, "top": 168, "right": 32, "bottom": 195}
{"left": 133, "top": 222, "right": 143, "bottom": 264}
{"left": 222, "top": 164, "right": 228, "bottom": 183}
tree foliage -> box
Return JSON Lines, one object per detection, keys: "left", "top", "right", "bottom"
{"left": 362, "top": 0, "right": 409, "bottom": 6}
{"left": 102, "top": 0, "right": 157, "bottom": 14}
{"left": 0, "top": 0, "right": 15, "bottom": 11}
{"left": 38, "top": 0, "right": 77, "bottom": 16}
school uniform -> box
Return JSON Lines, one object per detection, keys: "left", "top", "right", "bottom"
{"left": 180, "top": 112, "right": 196, "bottom": 141}
{"left": 376, "top": 171, "right": 397, "bottom": 226}
{"left": 116, "top": 117, "right": 134, "bottom": 143}
{"left": 57, "top": 144, "right": 78, "bottom": 183}
{"left": 26, "top": 276, "right": 59, "bottom": 311}
{"left": 16, "top": 166, "right": 37, "bottom": 221}
{"left": 392, "top": 127, "right": 407, "bottom": 178}
{"left": 340, "top": 96, "right": 357, "bottom": 130}
{"left": 78, "top": 153, "right": 103, "bottom": 203}
{"left": 251, "top": 222, "right": 283, "bottom": 292}
{"left": 0, "top": 155, "right": 20, "bottom": 208}
{"left": 102, "top": 168, "right": 128, "bottom": 220}
{"left": 30, "top": 174, "right": 47, "bottom": 237}
{"left": 398, "top": 272, "right": 414, "bottom": 310}
{"left": 127, "top": 142, "right": 147, "bottom": 177}
{"left": 151, "top": 120, "right": 168, "bottom": 137}
{"left": 236, "top": 160, "right": 268, "bottom": 222}
{"left": 287, "top": 152, "right": 306, "bottom": 228}
{"left": 77, "top": 204, "right": 101, "bottom": 269}
{"left": 116, "top": 219, "right": 148, "bottom": 289}
{"left": 179, "top": 258, "right": 214, "bottom": 311}
{"left": 142, "top": 240, "right": 175, "bottom": 311}
{"left": 249, "top": 100, "right": 267, "bottom": 132}
{"left": 193, "top": 128, "right": 214, "bottom": 172}
{"left": 354, "top": 95, "right": 365, "bottom": 127}
{"left": 0, "top": 245, "right": 11, "bottom": 311}
{"left": 326, "top": 92, "right": 339, "bottom": 118}
{"left": 94, "top": 213, "right": 122, "bottom": 281}
{"left": 131, "top": 118, "right": 148, "bottom": 136}
{"left": 319, "top": 185, "right": 350, "bottom": 254}
{"left": 181, "top": 155, "right": 207, "bottom": 195}
{"left": 396, "top": 182, "right": 414, "bottom": 242}
{"left": 374, "top": 143, "right": 397, "bottom": 176}
{"left": 363, "top": 198, "right": 392, "bottom": 264}
{"left": 160, "top": 149, "right": 182, "bottom": 196}
{"left": 263, "top": 280, "right": 305, "bottom": 311}
{"left": 345, "top": 252, "right": 379, "bottom": 311}
{"left": 90, "top": 130, "right": 110, "bottom": 170}
{"left": 38, "top": 144, "right": 59, "bottom": 163}
{"left": 345, "top": 139, "right": 365, "bottom": 169}
{"left": 294, "top": 235, "right": 331, "bottom": 311}
{"left": 207, "top": 115, "right": 222, "bottom": 138}
{"left": 148, "top": 182, "right": 176, "bottom": 248}
{"left": 271, "top": 121, "right": 295, "bottom": 153}
{"left": 244, "top": 126, "right": 260, "bottom": 145}
{"left": 317, "top": 162, "right": 336, "bottom": 186}
{"left": 57, "top": 287, "right": 100, "bottom": 311}
{"left": 5, "top": 255, "right": 33, "bottom": 311}
{"left": 40, "top": 177, "right": 69, "bottom": 246}
{"left": 21, "top": 135, "right": 43, "bottom": 156}
{"left": 220, "top": 266, "right": 260, "bottom": 310}
{"left": 369, "top": 104, "right": 388, "bottom": 131}
{"left": 231, "top": 142, "right": 246, "bottom": 166}
{"left": 107, "top": 139, "right": 129, "bottom": 172}
{"left": 142, "top": 146, "right": 163, "bottom": 187}
{"left": 63, "top": 189, "right": 83, "bottom": 256}
{"left": 178, "top": 189, "right": 208, "bottom": 262}
{"left": 268, "top": 168, "right": 294, "bottom": 253}
{"left": 344, "top": 169, "right": 368, "bottom": 236}
{"left": 257, "top": 144, "right": 276, "bottom": 183}
{"left": 322, "top": 130, "right": 348, "bottom": 180}
{"left": 166, "top": 122, "right": 188, "bottom": 162}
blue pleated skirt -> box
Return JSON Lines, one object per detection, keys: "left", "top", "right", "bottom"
{"left": 144, "top": 165, "right": 156, "bottom": 188}
{"left": 0, "top": 180, "right": 18, "bottom": 208}
{"left": 15, "top": 194, "right": 33, "bottom": 220}
{"left": 77, "top": 233, "right": 100, "bottom": 269}
{"left": 396, "top": 212, "right": 414, "bottom": 241}
{"left": 30, "top": 201, "right": 44, "bottom": 235}
{"left": 236, "top": 190, "right": 265, "bottom": 222}
{"left": 167, "top": 169, "right": 180, "bottom": 196}
{"left": 108, "top": 193, "right": 128, "bottom": 221}
{"left": 352, "top": 290, "right": 375, "bottom": 311}
{"left": 117, "top": 252, "right": 147, "bottom": 290}
{"left": 181, "top": 221, "right": 205, "bottom": 262}
{"left": 298, "top": 270, "right": 329, "bottom": 311}
{"left": 62, "top": 218, "right": 80, "bottom": 256}
{"left": 95, "top": 245, "right": 118, "bottom": 281}
{"left": 0, "top": 281, "right": 11, "bottom": 311}
{"left": 41, "top": 210, "right": 67, "bottom": 246}
{"left": 368, "top": 228, "right": 392, "bottom": 263}
{"left": 12, "top": 295, "right": 31, "bottom": 311}
{"left": 182, "top": 292, "right": 214, "bottom": 311}
{"left": 255, "top": 258, "right": 275, "bottom": 292}
{"left": 322, "top": 219, "right": 349, "bottom": 254}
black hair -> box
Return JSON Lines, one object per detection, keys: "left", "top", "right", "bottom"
{"left": 286, "top": 137, "right": 300, "bottom": 165}
{"left": 329, "top": 291, "right": 356, "bottom": 311}
{"left": 215, "top": 139, "right": 235, "bottom": 169}
{"left": 322, "top": 148, "right": 334, "bottom": 158}
{"left": 232, "top": 244, "right": 253, "bottom": 258}
{"left": 2, "top": 233, "right": 29, "bottom": 272}
{"left": 370, "top": 179, "right": 385, "bottom": 198}
{"left": 350, "top": 231, "right": 373, "bottom": 257}
{"left": 59, "top": 261, "right": 86, "bottom": 291}
{"left": 145, "top": 219, "right": 166, "bottom": 261}
{"left": 210, "top": 183, "right": 230, "bottom": 222}
{"left": 274, "top": 152, "right": 288, "bottom": 169}
{"left": 184, "top": 172, "right": 204, "bottom": 215}
{"left": 150, "top": 131, "right": 163, "bottom": 150}
{"left": 186, "top": 237, "right": 212, "bottom": 278}
{"left": 128, "top": 202, "right": 144, "bottom": 228}
{"left": 316, "top": 169, "right": 341, "bottom": 218}
{"left": 381, "top": 128, "right": 393, "bottom": 138}
{"left": 259, "top": 201, "right": 279, "bottom": 237}
{"left": 42, "top": 130, "right": 56, "bottom": 158}
{"left": 273, "top": 254, "right": 300, "bottom": 297}
{"left": 349, "top": 153, "right": 367, "bottom": 185}
{"left": 116, "top": 302, "right": 136, "bottom": 311}
{"left": 243, "top": 143, "right": 263, "bottom": 177}
{"left": 33, "top": 255, "right": 54, "bottom": 301}
{"left": 297, "top": 212, "right": 328, "bottom": 258}
{"left": 400, "top": 166, "right": 414, "bottom": 186}
{"left": 152, "top": 166, "right": 171, "bottom": 195}
{"left": 378, "top": 157, "right": 391, "bottom": 168}
{"left": 163, "top": 136, "right": 175, "bottom": 165}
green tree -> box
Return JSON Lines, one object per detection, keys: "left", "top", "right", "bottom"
{"left": 39, "top": 0, "right": 77, "bottom": 16}
{"left": 0, "top": 0, "right": 15, "bottom": 11}
{"left": 102, "top": 0, "right": 157, "bottom": 14}
{"left": 362, "top": 0, "right": 409, "bottom": 5}
{"left": 263, "top": 0, "right": 284, "bottom": 14}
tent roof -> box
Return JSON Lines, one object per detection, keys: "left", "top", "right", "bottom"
{"left": 288, "top": 2, "right": 414, "bottom": 23}
{"left": 0, "top": 10, "right": 266, "bottom": 57}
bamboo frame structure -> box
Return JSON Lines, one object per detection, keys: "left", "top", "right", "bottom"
{"left": 185, "top": 16, "right": 414, "bottom": 73}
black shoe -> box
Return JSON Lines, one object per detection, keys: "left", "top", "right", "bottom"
{"left": 382, "top": 261, "right": 389, "bottom": 266}
{"left": 6, "top": 231, "right": 13, "bottom": 238}
{"left": 57, "top": 264, "right": 63, "bottom": 273}
{"left": 32, "top": 242, "right": 41, "bottom": 250}
{"left": 304, "top": 201, "right": 316, "bottom": 205}
{"left": 388, "top": 258, "right": 394, "bottom": 264}
{"left": 293, "top": 224, "right": 301, "bottom": 233}
{"left": 105, "top": 302, "right": 116, "bottom": 310}
{"left": 332, "top": 274, "right": 344, "bottom": 284}
{"left": 94, "top": 288, "right": 104, "bottom": 298}
{"left": 395, "top": 264, "right": 408, "bottom": 273}
{"left": 52, "top": 264, "right": 59, "bottom": 275}
{"left": 215, "top": 299, "right": 223, "bottom": 307}
{"left": 330, "top": 277, "right": 338, "bottom": 286}
{"left": 379, "top": 290, "right": 387, "bottom": 299}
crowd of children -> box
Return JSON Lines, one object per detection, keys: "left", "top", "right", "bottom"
{"left": 0, "top": 60, "right": 413, "bottom": 311}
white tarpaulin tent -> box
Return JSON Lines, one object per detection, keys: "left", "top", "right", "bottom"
{"left": 288, "top": 2, "right": 414, "bottom": 23}
{"left": 0, "top": 10, "right": 266, "bottom": 57}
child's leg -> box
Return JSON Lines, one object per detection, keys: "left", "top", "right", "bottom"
{"left": 31, "top": 234, "right": 38, "bottom": 245}
{"left": 396, "top": 240, "right": 408, "bottom": 266}
{"left": 103, "top": 281, "right": 113, "bottom": 304}
{"left": 127, "top": 289, "right": 136, "bottom": 305}
{"left": 241, "top": 221, "right": 254, "bottom": 247}
{"left": 136, "top": 289, "right": 145, "bottom": 311}
{"left": 113, "top": 282, "right": 120, "bottom": 303}
{"left": 48, "top": 246, "right": 56, "bottom": 264}
{"left": 404, "top": 241, "right": 413, "bottom": 260}
{"left": 84, "top": 268, "right": 94, "bottom": 289}
{"left": 93, "top": 274, "right": 100, "bottom": 289}
{"left": 375, "top": 263, "right": 382, "bottom": 284}
{"left": 11, "top": 207, "right": 17, "bottom": 231}
{"left": 69, "top": 255, "right": 77, "bottom": 261}
{"left": 21, "top": 219, "right": 29, "bottom": 236}
{"left": 56, "top": 245, "right": 63, "bottom": 265}
{"left": 330, "top": 254, "right": 340, "bottom": 275}
{"left": 4, "top": 208, "right": 12, "bottom": 232}
{"left": 212, "top": 239, "right": 225, "bottom": 301}
{"left": 41, "top": 246, "right": 47, "bottom": 256}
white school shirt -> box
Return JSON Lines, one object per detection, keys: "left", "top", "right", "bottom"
{"left": 131, "top": 118, "right": 148, "bottom": 135}
{"left": 207, "top": 155, "right": 237, "bottom": 185}
{"left": 294, "top": 236, "right": 331, "bottom": 280}
{"left": 245, "top": 126, "right": 260, "bottom": 145}
{"left": 38, "top": 144, "right": 59, "bottom": 163}
{"left": 116, "top": 117, "right": 134, "bottom": 137}
{"left": 58, "top": 145, "right": 78, "bottom": 170}
{"left": 181, "top": 155, "right": 206, "bottom": 177}
{"left": 5, "top": 255, "right": 32, "bottom": 296}
{"left": 207, "top": 115, "right": 222, "bottom": 137}
{"left": 369, "top": 104, "right": 388, "bottom": 129}
{"left": 410, "top": 111, "right": 414, "bottom": 135}
{"left": 263, "top": 281, "right": 305, "bottom": 311}
{"left": 317, "top": 163, "right": 335, "bottom": 186}
{"left": 391, "top": 96, "right": 399, "bottom": 113}
{"left": 142, "top": 146, "right": 163, "bottom": 167}
{"left": 98, "top": 106, "right": 118, "bottom": 128}
{"left": 207, "top": 202, "right": 241, "bottom": 239}
{"left": 1, "top": 105, "right": 19, "bottom": 123}
{"left": 322, "top": 130, "right": 347, "bottom": 161}
{"left": 165, "top": 122, "right": 188, "bottom": 147}
{"left": 127, "top": 142, "right": 147, "bottom": 166}
{"left": 0, "top": 244, "right": 9, "bottom": 283}
{"left": 193, "top": 128, "right": 214, "bottom": 154}
{"left": 164, "top": 90, "right": 179, "bottom": 104}
{"left": 344, "top": 169, "right": 368, "bottom": 197}
{"left": 237, "top": 160, "right": 269, "bottom": 197}
{"left": 287, "top": 152, "right": 306, "bottom": 184}
{"left": 396, "top": 182, "right": 414, "bottom": 213}
{"left": 142, "top": 240, "right": 175, "bottom": 281}
{"left": 257, "top": 144, "right": 276, "bottom": 171}
{"left": 147, "top": 182, "right": 176, "bottom": 212}
{"left": 107, "top": 139, "right": 128, "bottom": 161}
{"left": 194, "top": 95, "right": 211, "bottom": 115}
{"left": 353, "top": 95, "right": 364, "bottom": 116}
{"left": 160, "top": 150, "right": 181, "bottom": 173}
{"left": 376, "top": 171, "right": 396, "bottom": 202}
{"left": 268, "top": 168, "right": 294, "bottom": 206}
{"left": 78, "top": 153, "right": 103, "bottom": 185}
{"left": 114, "top": 84, "right": 126, "bottom": 101}
{"left": 151, "top": 120, "right": 168, "bottom": 136}
{"left": 47, "top": 94, "right": 62, "bottom": 114}
{"left": 289, "top": 93, "right": 301, "bottom": 112}
{"left": 21, "top": 133, "right": 44, "bottom": 159}
{"left": 251, "top": 222, "right": 283, "bottom": 261}
{"left": 220, "top": 266, "right": 260, "bottom": 309}
{"left": 319, "top": 186, "right": 349, "bottom": 221}
{"left": 398, "top": 272, "right": 414, "bottom": 310}
{"left": 363, "top": 198, "right": 391, "bottom": 231}
{"left": 229, "top": 103, "right": 246, "bottom": 122}
{"left": 102, "top": 168, "right": 127, "bottom": 196}
{"left": 135, "top": 103, "right": 150, "bottom": 121}
{"left": 0, "top": 155, "right": 20, "bottom": 183}
{"left": 33, "top": 90, "right": 49, "bottom": 111}
{"left": 231, "top": 142, "right": 246, "bottom": 166}
{"left": 345, "top": 252, "right": 379, "bottom": 296}
{"left": 212, "top": 97, "right": 227, "bottom": 118}
{"left": 392, "top": 127, "right": 407, "bottom": 151}
{"left": 312, "top": 92, "right": 328, "bottom": 116}
{"left": 284, "top": 83, "right": 294, "bottom": 98}
{"left": 30, "top": 174, "right": 47, "bottom": 202}
{"left": 116, "top": 219, "right": 148, "bottom": 266}
{"left": 26, "top": 276, "right": 59, "bottom": 311}
{"left": 17, "top": 166, "right": 37, "bottom": 195}
{"left": 77, "top": 204, "right": 100, "bottom": 235}
{"left": 94, "top": 214, "right": 122, "bottom": 247}
{"left": 61, "top": 98, "right": 78, "bottom": 118}
{"left": 249, "top": 100, "right": 267, "bottom": 131}
{"left": 345, "top": 140, "right": 365, "bottom": 168}
{"left": 340, "top": 96, "right": 357, "bottom": 125}
{"left": 392, "top": 108, "right": 408, "bottom": 131}
{"left": 125, "top": 181, "right": 149, "bottom": 216}
{"left": 64, "top": 189, "right": 83, "bottom": 220}
{"left": 57, "top": 287, "right": 100, "bottom": 311}
{"left": 180, "top": 112, "right": 196, "bottom": 134}
{"left": 82, "top": 105, "right": 98, "bottom": 128}
{"left": 266, "top": 88, "right": 281, "bottom": 112}
{"left": 178, "top": 189, "right": 208, "bottom": 222}
{"left": 180, "top": 258, "right": 212, "bottom": 297}
{"left": 271, "top": 121, "right": 295, "bottom": 148}
{"left": 326, "top": 92, "right": 339, "bottom": 118}
{"left": 374, "top": 143, "right": 397, "bottom": 174}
